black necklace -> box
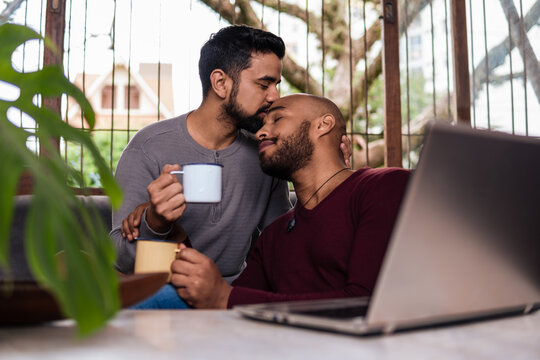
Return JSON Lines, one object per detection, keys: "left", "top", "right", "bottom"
{"left": 287, "top": 167, "right": 349, "bottom": 232}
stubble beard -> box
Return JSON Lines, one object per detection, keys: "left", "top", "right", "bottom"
{"left": 259, "top": 121, "right": 314, "bottom": 181}
{"left": 221, "top": 81, "right": 269, "bottom": 134}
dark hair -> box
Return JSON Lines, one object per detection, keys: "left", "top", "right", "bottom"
{"left": 198, "top": 25, "right": 285, "bottom": 98}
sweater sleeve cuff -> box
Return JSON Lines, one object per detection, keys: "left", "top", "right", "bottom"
{"left": 138, "top": 208, "right": 173, "bottom": 239}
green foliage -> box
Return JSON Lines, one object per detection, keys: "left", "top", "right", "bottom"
{"left": 64, "top": 131, "right": 131, "bottom": 187}
{"left": 351, "top": 76, "right": 384, "bottom": 134}
{"left": 0, "top": 23, "right": 122, "bottom": 336}
{"left": 401, "top": 71, "right": 430, "bottom": 123}
{"left": 352, "top": 71, "right": 429, "bottom": 134}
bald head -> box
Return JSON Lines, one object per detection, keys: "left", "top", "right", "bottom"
{"left": 266, "top": 94, "right": 346, "bottom": 143}
{"left": 256, "top": 94, "right": 347, "bottom": 180}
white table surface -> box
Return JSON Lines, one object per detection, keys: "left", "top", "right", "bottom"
{"left": 1, "top": 309, "right": 539, "bottom": 359}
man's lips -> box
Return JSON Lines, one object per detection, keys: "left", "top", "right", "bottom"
{"left": 258, "top": 139, "right": 275, "bottom": 153}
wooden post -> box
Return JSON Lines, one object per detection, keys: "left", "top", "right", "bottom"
{"left": 451, "top": 0, "right": 471, "bottom": 125}
{"left": 380, "top": 0, "right": 403, "bottom": 168}
{"left": 18, "top": 0, "right": 66, "bottom": 194}
{"left": 41, "top": 0, "right": 66, "bottom": 153}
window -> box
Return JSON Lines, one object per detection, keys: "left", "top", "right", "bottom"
{"left": 101, "top": 85, "right": 116, "bottom": 109}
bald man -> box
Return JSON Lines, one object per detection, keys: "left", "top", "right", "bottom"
{"left": 169, "top": 94, "right": 411, "bottom": 309}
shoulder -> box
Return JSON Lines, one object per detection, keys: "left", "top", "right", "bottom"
{"left": 125, "top": 115, "right": 185, "bottom": 151}
{"left": 347, "top": 167, "right": 411, "bottom": 203}
{"left": 349, "top": 167, "right": 410, "bottom": 188}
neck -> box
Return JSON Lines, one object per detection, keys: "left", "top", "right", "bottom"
{"left": 186, "top": 101, "right": 239, "bottom": 150}
{"left": 292, "top": 159, "right": 351, "bottom": 209}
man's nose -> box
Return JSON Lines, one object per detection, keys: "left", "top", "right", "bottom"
{"left": 266, "top": 85, "right": 279, "bottom": 103}
{"left": 255, "top": 126, "right": 268, "bottom": 140}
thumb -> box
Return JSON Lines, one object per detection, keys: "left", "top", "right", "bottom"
{"left": 162, "top": 163, "right": 181, "bottom": 175}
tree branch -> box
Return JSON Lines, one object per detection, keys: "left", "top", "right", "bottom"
{"left": 352, "top": 94, "right": 453, "bottom": 169}
{"left": 353, "top": 51, "right": 383, "bottom": 117}
{"left": 250, "top": 0, "right": 323, "bottom": 39}
{"left": 282, "top": 55, "right": 322, "bottom": 95}
{"left": 198, "top": 0, "right": 236, "bottom": 24}
{"left": 198, "top": 0, "right": 324, "bottom": 94}
{"left": 498, "top": 0, "right": 540, "bottom": 100}
{"left": 472, "top": 0, "right": 540, "bottom": 101}
{"left": 0, "top": 0, "right": 25, "bottom": 25}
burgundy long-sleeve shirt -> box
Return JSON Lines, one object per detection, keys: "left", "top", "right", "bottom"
{"left": 228, "top": 167, "right": 410, "bottom": 308}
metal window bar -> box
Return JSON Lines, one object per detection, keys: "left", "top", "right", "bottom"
{"left": 217, "top": 0, "right": 222, "bottom": 24}
{"left": 233, "top": 0, "right": 237, "bottom": 25}
{"left": 507, "top": 5, "right": 515, "bottom": 135}
{"left": 429, "top": 1, "right": 436, "bottom": 121}
{"left": 157, "top": 0, "right": 162, "bottom": 123}
{"left": 34, "top": 0, "right": 46, "bottom": 154}
{"left": 80, "top": 0, "right": 88, "bottom": 176}
{"left": 519, "top": 0, "right": 528, "bottom": 136}
{"left": 468, "top": 0, "right": 477, "bottom": 128}
{"left": 363, "top": 0, "right": 369, "bottom": 167}
{"left": 63, "top": 0, "right": 73, "bottom": 163}
{"left": 110, "top": 0, "right": 117, "bottom": 171}
{"left": 19, "top": 0, "right": 29, "bottom": 128}
{"left": 404, "top": 0, "right": 411, "bottom": 168}
{"left": 127, "top": 0, "right": 133, "bottom": 143}
{"left": 444, "top": 0, "right": 451, "bottom": 119}
{"left": 189, "top": 0, "right": 194, "bottom": 109}
{"left": 278, "top": 0, "right": 281, "bottom": 96}
{"left": 482, "top": 0, "right": 491, "bottom": 129}
{"left": 347, "top": 0, "right": 354, "bottom": 170}
{"left": 305, "top": 0, "right": 309, "bottom": 94}
{"left": 321, "top": 0, "right": 325, "bottom": 97}
{"left": 261, "top": 0, "right": 265, "bottom": 28}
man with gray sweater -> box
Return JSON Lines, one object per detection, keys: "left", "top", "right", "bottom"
{"left": 111, "top": 26, "right": 291, "bottom": 283}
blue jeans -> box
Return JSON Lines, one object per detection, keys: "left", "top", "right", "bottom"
{"left": 131, "top": 284, "right": 191, "bottom": 309}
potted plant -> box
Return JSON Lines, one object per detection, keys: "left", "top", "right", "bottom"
{"left": 0, "top": 22, "right": 123, "bottom": 335}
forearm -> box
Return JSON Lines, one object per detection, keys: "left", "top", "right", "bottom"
{"left": 112, "top": 149, "right": 163, "bottom": 272}
{"left": 110, "top": 227, "right": 136, "bottom": 274}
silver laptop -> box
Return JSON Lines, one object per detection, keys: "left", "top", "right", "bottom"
{"left": 234, "top": 121, "right": 540, "bottom": 335}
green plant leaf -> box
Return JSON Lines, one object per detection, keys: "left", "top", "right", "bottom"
{"left": 0, "top": 23, "right": 122, "bottom": 336}
{"left": 0, "top": 122, "right": 24, "bottom": 269}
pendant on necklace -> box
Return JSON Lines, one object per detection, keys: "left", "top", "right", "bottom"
{"left": 286, "top": 215, "right": 296, "bottom": 232}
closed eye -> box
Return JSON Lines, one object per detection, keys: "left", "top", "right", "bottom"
{"left": 258, "top": 83, "right": 269, "bottom": 89}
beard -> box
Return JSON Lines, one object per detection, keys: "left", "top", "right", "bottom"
{"left": 259, "top": 121, "right": 314, "bottom": 181}
{"left": 222, "top": 81, "right": 269, "bottom": 134}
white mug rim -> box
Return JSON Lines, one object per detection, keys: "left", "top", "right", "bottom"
{"left": 181, "top": 162, "right": 223, "bottom": 167}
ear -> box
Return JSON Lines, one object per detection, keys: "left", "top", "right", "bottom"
{"left": 209, "top": 69, "right": 231, "bottom": 99}
{"left": 315, "top": 114, "right": 336, "bottom": 138}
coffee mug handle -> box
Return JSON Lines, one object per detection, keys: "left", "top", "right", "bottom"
{"left": 170, "top": 170, "right": 184, "bottom": 175}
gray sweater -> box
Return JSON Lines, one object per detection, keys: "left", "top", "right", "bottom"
{"left": 111, "top": 113, "right": 291, "bottom": 281}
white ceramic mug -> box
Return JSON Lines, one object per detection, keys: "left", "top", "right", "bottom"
{"left": 171, "top": 163, "right": 223, "bottom": 203}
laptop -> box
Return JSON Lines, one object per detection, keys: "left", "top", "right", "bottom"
{"left": 234, "top": 121, "right": 540, "bottom": 335}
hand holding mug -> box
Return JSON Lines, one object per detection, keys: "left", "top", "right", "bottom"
{"left": 146, "top": 164, "right": 187, "bottom": 233}
{"left": 171, "top": 163, "right": 223, "bottom": 203}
